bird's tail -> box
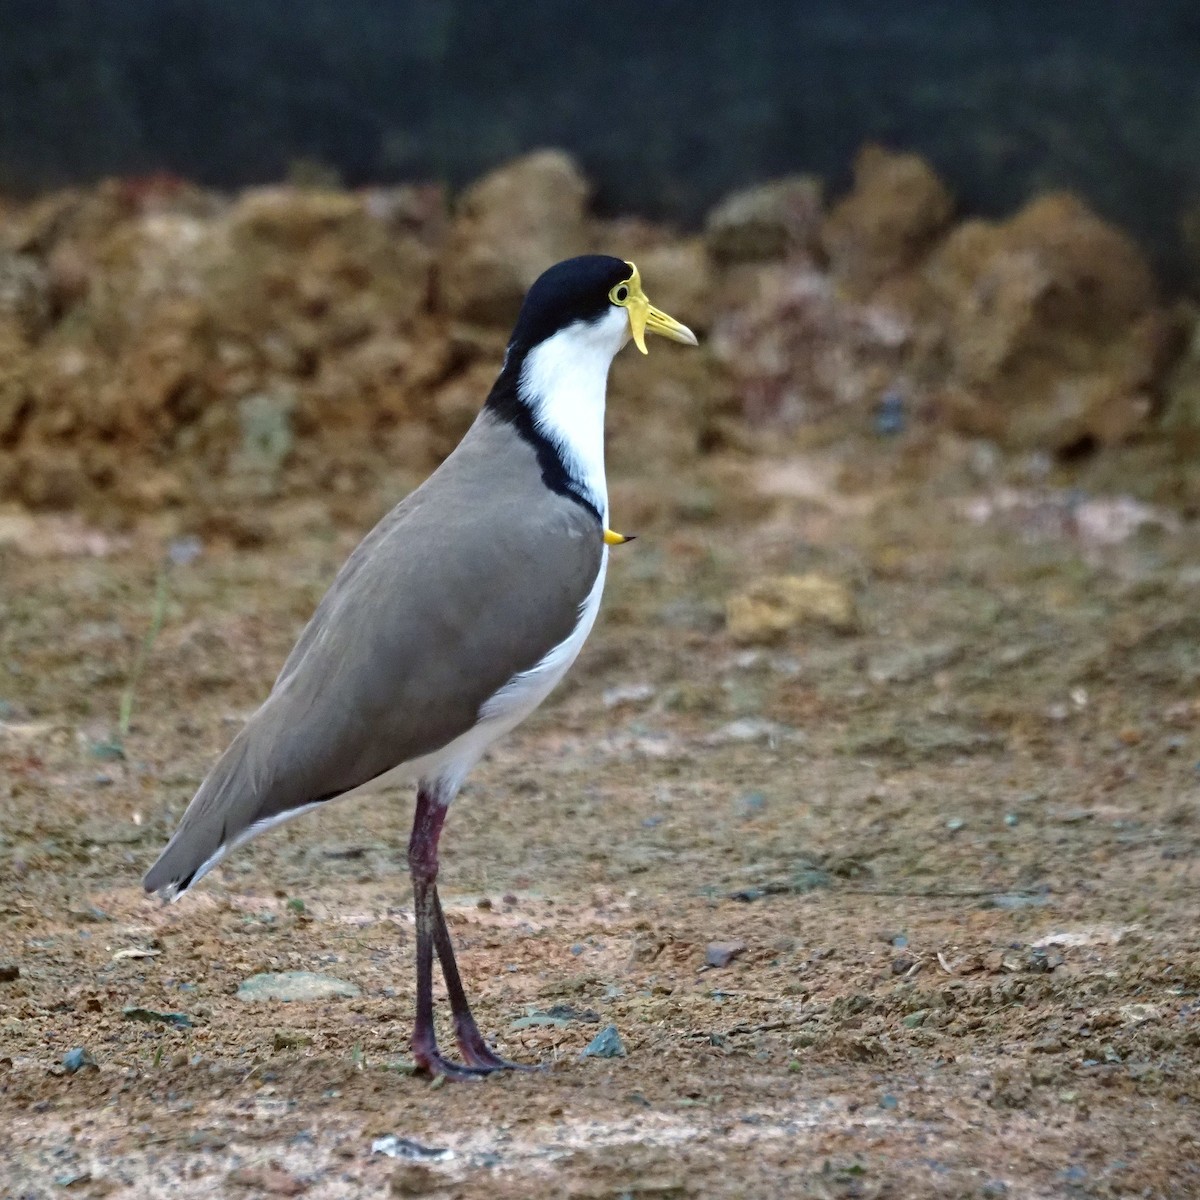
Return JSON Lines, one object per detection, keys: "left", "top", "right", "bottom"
{"left": 143, "top": 734, "right": 257, "bottom": 900}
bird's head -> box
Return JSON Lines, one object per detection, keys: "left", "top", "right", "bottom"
{"left": 507, "top": 255, "right": 698, "bottom": 360}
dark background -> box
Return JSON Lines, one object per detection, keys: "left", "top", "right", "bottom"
{"left": 2, "top": 0, "right": 1198, "bottom": 284}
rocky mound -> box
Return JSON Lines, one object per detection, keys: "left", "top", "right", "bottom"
{"left": 0, "top": 146, "right": 1191, "bottom": 523}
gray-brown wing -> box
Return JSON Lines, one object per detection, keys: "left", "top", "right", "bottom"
{"left": 144, "top": 414, "right": 602, "bottom": 893}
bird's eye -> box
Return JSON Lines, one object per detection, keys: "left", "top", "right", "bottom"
{"left": 610, "top": 283, "right": 631, "bottom": 305}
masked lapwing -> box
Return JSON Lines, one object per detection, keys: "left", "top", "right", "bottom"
{"left": 144, "top": 255, "right": 697, "bottom": 1079}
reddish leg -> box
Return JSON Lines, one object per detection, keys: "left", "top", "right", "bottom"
{"left": 430, "top": 889, "right": 532, "bottom": 1071}
{"left": 407, "top": 781, "right": 528, "bottom": 1079}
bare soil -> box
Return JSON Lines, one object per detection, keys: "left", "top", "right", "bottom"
{"left": 2, "top": 428, "right": 1199, "bottom": 1198}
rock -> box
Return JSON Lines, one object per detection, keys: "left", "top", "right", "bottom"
{"left": 371, "top": 1136, "right": 453, "bottom": 1162}
{"left": 602, "top": 682, "right": 656, "bottom": 709}
{"left": 705, "top": 940, "right": 747, "bottom": 968}
{"left": 226, "top": 1165, "right": 309, "bottom": 1196}
{"left": 580, "top": 1024, "right": 626, "bottom": 1059}
{"left": 0, "top": 964, "right": 18, "bottom": 982}
{"left": 925, "top": 192, "right": 1177, "bottom": 450}
{"left": 821, "top": 145, "right": 954, "bottom": 293}
{"left": 726, "top": 573, "right": 858, "bottom": 644}
{"left": 122, "top": 1007, "right": 194, "bottom": 1029}
{"left": 272, "top": 1030, "right": 314, "bottom": 1051}
{"left": 705, "top": 176, "right": 824, "bottom": 267}
{"left": 439, "top": 150, "right": 590, "bottom": 325}
{"left": 236, "top": 971, "right": 360, "bottom": 1002}
{"left": 62, "top": 1047, "right": 97, "bottom": 1073}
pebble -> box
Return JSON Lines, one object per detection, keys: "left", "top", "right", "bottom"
{"left": 875, "top": 390, "right": 906, "bottom": 437}
{"left": 727, "top": 572, "right": 859, "bottom": 645}
{"left": 371, "top": 1135, "right": 452, "bottom": 1162}
{"left": 88, "top": 739, "right": 125, "bottom": 761}
{"left": 510, "top": 1012, "right": 571, "bottom": 1030}
{"left": 226, "top": 1165, "right": 308, "bottom": 1195}
{"left": 580, "top": 1024, "right": 626, "bottom": 1059}
{"left": 601, "top": 682, "right": 656, "bottom": 709}
{"left": 122, "top": 1006, "right": 193, "bottom": 1028}
{"left": 879, "top": 1092, "right": 899, "bottom": 1110}
{"left": 62, "top": 1047, "right": 97, "bottom": 1073}
{"left": 273, "top": 1030, "right": 314, "bottom": 1050}
{"left": 236, "top": 971, "right": 360, "bottom": 1002}
{"left": 705, "top": 940, "right": 747, "bottom": 968}
{"left": 735, "top": 791, "right": 767, "bottom": 818}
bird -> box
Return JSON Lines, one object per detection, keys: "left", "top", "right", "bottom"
{"left": 143, "top": 255, "right": 698, "bottom": 1079}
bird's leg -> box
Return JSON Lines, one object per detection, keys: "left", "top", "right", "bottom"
{"left": 407, "top": 782, "right": 488, "bottom": 1081}
{"left": 429, "top": 889, "right": 532, "bottom": 1071}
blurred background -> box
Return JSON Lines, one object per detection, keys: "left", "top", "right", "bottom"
{"left": 3, "top": 6, "right": 1200, "bottom": 1195}
{"left": 2, "top": 0, "right": 1200, "bottom": 520}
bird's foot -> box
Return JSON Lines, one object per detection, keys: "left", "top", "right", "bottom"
{"left": 455, "top": 1017, "right": 538, "bottom": 1072}
{"left": 411, "top": 1044, "right": 493, "bottom": 1082}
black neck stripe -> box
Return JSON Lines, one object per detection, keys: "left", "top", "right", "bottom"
{"left": 484, "top": 357, "right": 603, "bottom": 525}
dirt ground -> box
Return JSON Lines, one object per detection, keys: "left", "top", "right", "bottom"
{"left": 2, "top": 422, "right": 1199, "bottom": 1199}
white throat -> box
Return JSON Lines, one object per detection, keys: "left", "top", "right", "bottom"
{"left": 517, "top": 305, "right": 629, "bottom": 522}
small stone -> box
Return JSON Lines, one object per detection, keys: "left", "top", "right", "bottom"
{"left": 62, "top": 1047, "right": 97, "bottom": 1073}
{"left": 891, "top": 954, "right": 916, "bottom": 975}
{"left": 879, "top": 1093, "right": 899, "bottom": 1110}
{"left": 0, "top": 964, "right": 18, "bottom": 982}
{"left": 602, "top": 682, "right": 656, "bottom": 709}
{"left": 510, "top": 1012, "right": 571, "bottom": 1030}
{"left": 705, "top": 940, "right": 747, "bottom": 969}
{"left": 1004, "top": 813, "right": 1019, "bottom": 827}
{"left": 902, "top": 1010, "right": 928, "bottom": 1029}
{"left": 122, "top": 1007, "right": 193, "bottom": 1028}
{"left": 371, "top": 1135, "right": 452, "bottom": 1162}
{"left": 273, "top": 1030, "right": 313, "bottom": 1051}
{"left": 727, "top": 573, "right": 858, "bottom": 645}
{"left": 88, "top": 739, "right": 125, "bottom": 761}
{"left": 945, "top": 817, "right": 966, "bottom": 833}
{"left": 580, "top": 1024, "right": 627, "bottom": 1059}
{"left": 226, "top": 1165, "right": 309, "bottom": 1195}
{"left": 236, "top": 972, "right": 360, "bottom": 1003}
{"left": 735, "top": 791, "right": 768, "bottom": 818}
{"left": 167, "top": 535, "right": 203, "bottom": 567}
{"left": 875, "top": 390, "right": 906, "bottom": 437}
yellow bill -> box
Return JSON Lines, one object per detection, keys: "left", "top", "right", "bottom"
{"left": 618, "top": 261, "right": 699, "bottom": 355}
